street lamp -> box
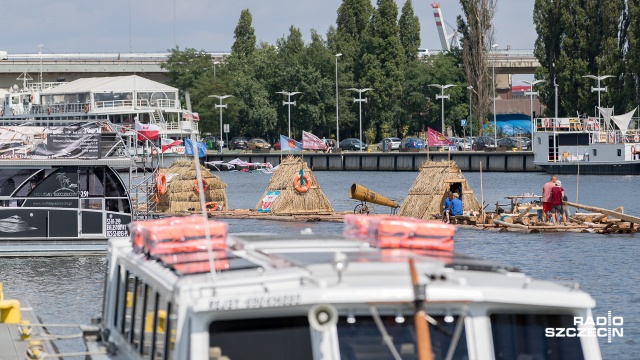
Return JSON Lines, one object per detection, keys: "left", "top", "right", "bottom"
{"left": 491, "top": 43, "right": 498, "bottom": 148}
{"left": 467, "top": 85, "right": 473, "bottom": 138}
{"left": 213, "top": 61, "right": 220, "bottom": 81}
{"left": 520, "top": 79, "right": 545, "bottom": 148}
{"left": 428, "top": 83, "right": 456, "bottom": 136}
{"left": 276, "top": 91, "right": 302, "bottom": 138}
{"left": 208, "top": 94, "right": 233, "bottom": 154}
{"left": 347, "top": 88, "right": 373, "bottom": 152}
{"left": 582, "top": 74, "right": 614, "bottom": 119}
{"left": 335, "top": 53, "right": 342, "bottom": 145}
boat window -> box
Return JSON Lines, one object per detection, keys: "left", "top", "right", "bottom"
{"left": 490, "top": 313, "right": 585, "bottom": 360}
{"left": 112, "top": 265, "right": 122, "bottom": 329}
{"left": 209, "top": 317, "right": 313, "bottom": 360}
{"left": 165, "top": 302, "right": 177, "bottom": 360}
{"left": 592, "top": 149, "right": 597, "bottom": 157}
{"left": 336, "top": 314, "right": 468, "bottom": 360}
{"left": 124, "top": 275, "right": 138, "bottom": 342}
{"left": 79, "top": 167, "right": 105, "bottom": 197}
{"left": 148, "top": 292, "right": 167, "bottom": 360}
{"left": 105, "top": 168, "right": 128, "bottom": 197}
{"left": 132, "top": 279, "right": 146, "bottom": 347}
{"left": 82, "top": 198, "right": 102, "bottom": 210}
{"left": 137, "top": 284, "right": 151, "bottom": 356}
{"left": 27, "top": 167, "right": 79, "bottom": 198}
{"left": 617, "top": 149, "right": 622, "bottom": 157}
{"left": 1, "top": 169, "right": 40, "bottom": 197}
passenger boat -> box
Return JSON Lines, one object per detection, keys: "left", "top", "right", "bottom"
{"left": 83, "top": 214, "right": 602, "bottom": 359}
{"left": 0, "top": 75, "right": 184, "bottom": 254}
{"left": 533, "top": 111, "right": 640, "bottom": 174}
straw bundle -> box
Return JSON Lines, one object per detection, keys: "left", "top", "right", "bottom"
{"left": 399, "top": 160, "right": 480, "bottom": 220}
{"left": 157, "top": 159, "right": 228, "bottom": 213}
{"left": 255, "top": 155, "right": 333, "bottom": 215}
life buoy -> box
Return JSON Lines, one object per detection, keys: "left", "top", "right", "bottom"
{"left": 84, "top": 104, "right": 90, "bottom": 113}
{"left": 155, "top": 172, "right": 167, "bottom": 204}
{"left": 293, "top": 173, "right": 312, "bottom": 193}
{"left": 194, "top": 179, "right": 209, "bottom": 193}
{"left": 205, "top": 201, "right": 219, "bottom": 212}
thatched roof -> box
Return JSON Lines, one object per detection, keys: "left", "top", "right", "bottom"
{"left": 255, "top": 155, "right": 333, "bottom": 215}
{"left": 399, "top": 160, "right": 480, "bottom": 220}
{"left": 157, "top": 159, "right": 228, "bottom": 213}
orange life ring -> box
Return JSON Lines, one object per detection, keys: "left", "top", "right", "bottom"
{"left": 293, "top": 173, "right": 312, "bottom": 193}
{"left": 205, "top": 201, "right": 219, "bottom": 212}
{"left": 194, "top": 179, "right": 209, "bottom": 193}
{"left": 155, "top": 172, "right": 167, "bottom": 203}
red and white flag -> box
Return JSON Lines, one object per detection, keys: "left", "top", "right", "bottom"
{"left": 135, "top": 122, "right": 162, "bottom": 141}
{"left": 161, "top": 138, "right": 182, "bottom": 152}
{"left": 182, "top": 111, "right": 200, "bottom": 121}
{"left": 302, "top": 131, "right": 328, "bottom": 151}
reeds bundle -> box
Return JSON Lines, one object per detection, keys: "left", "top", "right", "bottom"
{"left": 255, "top": 155, "right": 333, "bottom": 215}
{"left": 157, "top": 159, "right": 228, "bottom": 213}
{"left": 399, "top": 160, "right": 481, "bottom": 220}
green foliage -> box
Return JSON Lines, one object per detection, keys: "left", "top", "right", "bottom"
{"left": 231, "top": 9, "right": 256, "bottom": 60}
{"left": 399, "top": 0, "right": 421, "bottom": 63}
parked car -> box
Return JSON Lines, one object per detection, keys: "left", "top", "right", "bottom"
{"left": 402, "top": 137, "right": 424, "bottom": 149}
{"left": 448, "top": 137, "right": 471, "bottom": 151}
{"left": 229, "top": 136, "right": 248, "bottom": 150}
{"left": 339, "top": 138, "right": 368, "bottom": 151}
{"left": 247, "top": 138, "right": 271, "bottom": 150}
{"left": 377, "top": 137, "right": 402, "bottom": 151}
{"left": 472, "top": 136, "right": 496, "bottom": 150}
{"left": 498, "top": 137, "right": 531, "bottom": 150}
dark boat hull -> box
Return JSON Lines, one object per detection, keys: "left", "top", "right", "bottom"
{"left": 537, "top": 162, "right": 640, "bottom": 175}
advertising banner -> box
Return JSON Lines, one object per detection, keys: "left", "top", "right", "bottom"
{"left": 0, "top": 126, "right": 101, "bottom": 159}
{"left": 427, "top": 127, "right": 453, "bottom": 147}
{"left": 258, "top": 191, "right": 280, "bottom": 213}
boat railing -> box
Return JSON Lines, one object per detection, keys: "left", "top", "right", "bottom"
{"left": 163, "top": 121, "right": 199, "bottom": 133}
{"left": 25, "top": 82, "right": 68, "bottom": 92}
{"left": 5, "top": 100, "right": 179, "bottom": 117}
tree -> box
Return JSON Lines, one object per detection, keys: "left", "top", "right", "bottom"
{"left": 231, "top": 9, "right": 256, "bottom": 60}
{"left": 459, "top": 0, "right": 496, "bottom": 136}
{"left": 399, "top": 0, "right": 421, "bottom": 64}
{"left": 161, "top": 47, "right": 214, "bottom": 100}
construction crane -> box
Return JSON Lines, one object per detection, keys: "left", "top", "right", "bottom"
{"left": 431, "top": 3, "right": 461, "bottom": 52}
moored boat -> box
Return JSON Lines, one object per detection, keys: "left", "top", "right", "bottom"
{"left": 83, "top": 214, "right": 602, "bottom": 359}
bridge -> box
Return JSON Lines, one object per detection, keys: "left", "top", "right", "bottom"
{"left": 0, "top": 50, "right": 538, "bottom": 88}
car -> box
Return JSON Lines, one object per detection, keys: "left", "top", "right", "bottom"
{"left": 339, "top": 138, "right": 368, "bottom": 151}
{"left": 472, "top": 136, "right": 496, "bottom": 150}
{"left": 448, "top": 137, "right": 471, "bottom": 151}
{"left": 402, "top": 137, "right": 424, "bottom": 149}
{"left": 498, "top": 137, "right": 531, "bottom": 150}
{"left": 247, "top": 138, "right": 271, "bottom": 150}
{"left": 229, "top": 136, "right": 248, "bottom": 150}
{"left": 377, "top": 137, "right": 402, "bottom": 151}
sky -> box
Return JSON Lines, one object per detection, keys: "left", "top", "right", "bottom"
{"left": 5, "top": 0, "right": 536, "bottom": 55}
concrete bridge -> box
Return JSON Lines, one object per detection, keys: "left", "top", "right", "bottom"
{"left": 0, "top": 50, "right": 538, "bottom": 88}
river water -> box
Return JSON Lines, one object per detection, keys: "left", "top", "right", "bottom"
{"left": 1, "top": 170, "right": 638, "bottom": 359}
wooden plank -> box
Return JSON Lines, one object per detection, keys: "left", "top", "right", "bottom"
{"left": 564, "top": 201, "right": 640, "bottom": 224}
{"left": 493, "top": 220, "right": 528, "bottom": 229}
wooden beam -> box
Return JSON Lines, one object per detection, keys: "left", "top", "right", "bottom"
{"left": 564, "top": 201, "right": 640, "bottom": 224}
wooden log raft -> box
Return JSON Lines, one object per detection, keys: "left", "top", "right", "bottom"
{"left": 564, "top": 202, "right": 639, "bottom": 225}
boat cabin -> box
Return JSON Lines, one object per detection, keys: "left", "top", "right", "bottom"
{"left": 96, "top": 216, "right": 601, "bottom": 360}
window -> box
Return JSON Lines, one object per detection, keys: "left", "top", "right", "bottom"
{"left": 79, "top": 167, "right": 105, "bottom": 197}
{"left": 209, "top": 317, "right": 313, "bottom": 360}
{"left": 336, "top": 314, "right": 468, "bottom": 360}
{"left": 617, "top": 149, "right": 622, "bottom": 157}
{"left": 593, "top": 149, "right": 597, "bottom": 157}
{"left": 490, "top": 313, "right": 584, "bottom": 360}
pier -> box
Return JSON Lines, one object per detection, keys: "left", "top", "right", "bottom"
{"left": 204, "top": 151, "right": 541, "bottom": 172}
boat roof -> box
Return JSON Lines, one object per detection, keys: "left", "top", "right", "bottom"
{"left": 110, "top": 231, "right": 596, "bottom": 311}
{"left": 39, "top": 75, "right": 177, "bottom": 95}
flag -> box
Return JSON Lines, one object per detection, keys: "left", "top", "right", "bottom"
{"left": 135, "top": 122, "right": 161, "bottom": 141}
{"left": 184, "top": 138, "right": 207, "bottom": 157}
{"left": 427, "top": 128, "right": 453, "bottom": 147}
{"left": 302, "top": 131, "right": 328, "bottom": 151}
{"left": 183, "top": 111, "right": 200, "bottom": 121}
{"left": 279, "top": 135, "right": 302, "bottom": 151}
{"left": 161, "top": 138, "right": 182, "bottom": 153}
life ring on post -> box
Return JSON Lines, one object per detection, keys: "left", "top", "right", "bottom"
{"left": 155, "top": 172, "right": 167, "bottom": 203}
{"left": 293, "top": 173, "right": 312, "bottom": 193}
{"left": 194, "top": 179, "right": 209, "bottom": 193}
{"left": 205, "top": 201, "right": 219, "bottom": 212}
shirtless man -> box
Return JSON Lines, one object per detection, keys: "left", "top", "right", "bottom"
{"left": 541, "top": 175, "right": 557, "bottom": 222}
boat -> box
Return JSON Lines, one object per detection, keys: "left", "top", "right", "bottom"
{"left": 81, "top": 214, "right": 602, "bottom": 359}
{"left": 0, "top": 75, "right": 180, "bottom": 255}
{"left": 532, "top": 110, "right": 640, "bottom": 174}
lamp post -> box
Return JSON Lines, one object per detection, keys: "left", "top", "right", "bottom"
{"left": 208, "top": 94, "right": 233, "bottom": 154}
{"left": 467, "top": 85, "right": 473, "bottom": 138}
{"left": 520, "top": 79, "right": 545, "bottom": 150}
{"left": 276, "top": 91, "right": 302, "bottom": 138}
{"left": 347, "top": 88, "right": 373, "bottom": 152}
{"left": 582, "top": 74, "right": 614, "bottom": 119}
{"left": 428, "top": 84, "right": 456, "bottom": 136}
{"left": 491, "top": 43, "right": 498, "bottom": 148}
{"left": 335, "top": 53, "right": 342, "bottom": 145}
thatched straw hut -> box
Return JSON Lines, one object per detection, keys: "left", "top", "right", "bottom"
{"left": 399, "top": 160, "right": 480, "bottom": 220}
{"left": 255, "top": 155, "right": 333, "bottom": 215}
{"left": 157, "top": 159, "right": 228, "bottom": 213}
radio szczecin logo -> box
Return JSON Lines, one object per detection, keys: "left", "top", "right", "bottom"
{"left": 545, "top": 311, "right": 623, "bottom": 343}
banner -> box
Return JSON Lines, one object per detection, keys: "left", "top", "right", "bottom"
{"left": 184, "top": 138, "right": 207, "bottom": 157}
{"left": 427, "top": 127, "right": 453, "bottom": 147}
{"left": 280, "top": 135, "right": 302, "bottom": 151}
{"left": 135, "top": 122, "right": 161, "bottom": 141}
{"left": 302, "top": 131, "right": 328, "bottom": 151}
{"left": 257, "top": 191, "right": 280, "bottom": 213}
{"left": 0, "top": 126, "right": 101, "bottom": 160}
